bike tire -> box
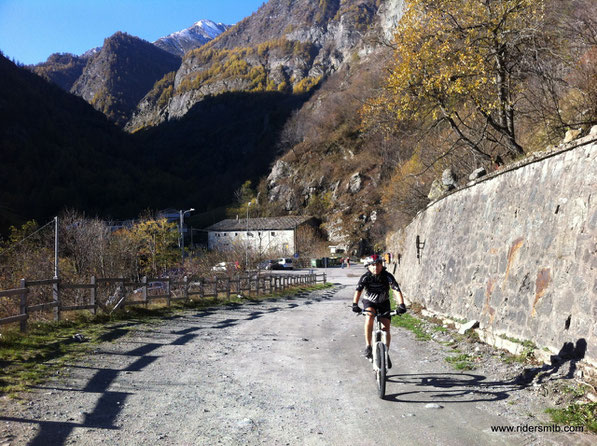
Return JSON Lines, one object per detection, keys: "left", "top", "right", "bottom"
{"left": 376, "top": 342, "right": 387, "bottom": 399}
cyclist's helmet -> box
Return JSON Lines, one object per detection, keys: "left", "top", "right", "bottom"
{"left": 365, "top": 254, "right": 382, "bottom": 266}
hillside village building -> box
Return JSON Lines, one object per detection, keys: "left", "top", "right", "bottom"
{"left": 205, "top": 216, "right": 317, "bottom": 255}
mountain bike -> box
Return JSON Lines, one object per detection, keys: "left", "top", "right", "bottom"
{"left": 361, "top": 309, "right": 399, "bottom": 399}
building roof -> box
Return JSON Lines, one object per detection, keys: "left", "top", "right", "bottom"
{"left": 205, "top": 216, "right": 315, "bottom": 231}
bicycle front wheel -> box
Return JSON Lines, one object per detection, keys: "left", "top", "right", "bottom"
{"left": 376, "top": 342, "right": 387, "bottom": 399}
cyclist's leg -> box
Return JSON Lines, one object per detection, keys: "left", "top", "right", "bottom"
{"left": 364, "top": 307, "right": 376, "bottom": 346}
{"left": 381, "top": 317, "right": 391, "bottom": 348}
{"left": 362, "top": 299, "right": 376, "bottom": 347}
{"left": 379, "top": 300, "right": 392, "bottom": 348}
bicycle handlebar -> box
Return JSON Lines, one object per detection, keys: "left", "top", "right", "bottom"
{"left": 360, "top": 309, "right": 399, "bottom": 317}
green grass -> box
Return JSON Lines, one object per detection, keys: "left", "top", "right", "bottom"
{"left": 444, "top": 353, "right": 475, "bottom": 370}
{"left": 498, "top": 334, "right": 537, "bottom": 350}
{"left": 444, "top": 353, "right": 476, "bottom": 370}
{"left": 391, "top": 313, "right": 432, "bottom": 341}
{"left": 0, "top": 282, "right": 332, "bottom": 397}
{"left": 561, "top": 384, "right": 590, "bottom": 398}
{"left": 546, "top": 402, "right": 597, "bottom": 433}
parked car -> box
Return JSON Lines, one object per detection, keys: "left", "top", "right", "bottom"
{"left": 133, "top": 281, "right": 166, "bottom": 294}
{"left": 212, "top": 262, "right": 229, "bottom": 272}
{"left": 257, "top": 259, "right": 279, "bottom": 270}
{"left": 277, "top": 258, "right": 294, "bottom": 269}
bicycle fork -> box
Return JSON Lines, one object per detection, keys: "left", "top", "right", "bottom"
{"left": 372, "top": 326, "right": 388, "bottom": 372}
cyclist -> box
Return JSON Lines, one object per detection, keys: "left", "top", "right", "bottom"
{"left": 352, "top": 255, "right": 406, "bottom": 368}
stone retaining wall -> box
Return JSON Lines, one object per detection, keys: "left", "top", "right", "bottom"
{"left": 387, "top": 137, "right": 597, "bottom": 366}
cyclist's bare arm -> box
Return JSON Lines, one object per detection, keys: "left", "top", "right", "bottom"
{"left": 353, "top": 290, "right": 362, "bottom": 305}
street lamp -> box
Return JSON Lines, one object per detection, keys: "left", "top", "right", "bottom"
{"left": 179, "top": 208, "right": 194, "bottom": 267}
{"left": 245, "top": 202, "right": 251, "bottom": 270}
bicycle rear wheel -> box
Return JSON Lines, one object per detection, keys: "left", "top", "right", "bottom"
{"left": 376, "top": 342, "right": 387, "bottom": 399}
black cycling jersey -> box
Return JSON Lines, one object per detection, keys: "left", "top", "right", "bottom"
{"left": 356, "top": 268, "right": 401, "bottom": 304}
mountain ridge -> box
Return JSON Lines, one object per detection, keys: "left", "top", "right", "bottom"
{"left": 126, "top": 0, "right": 400, "bottom": 131}
{"left": 153, "top": 19, "right": 230, "bottom": 56}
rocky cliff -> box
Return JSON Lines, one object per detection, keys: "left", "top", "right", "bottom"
{"left": 126, "top": 0, "right": 404, "bottom": 131}
{"left": 70, "top": 32, "right": 181, "bottom": 126}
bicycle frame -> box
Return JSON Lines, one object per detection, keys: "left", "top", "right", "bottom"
{"left": 361, "top": 309, "right": 397, "bottom": 398}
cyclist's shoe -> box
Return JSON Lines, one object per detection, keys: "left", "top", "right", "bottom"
{"left": 363, "top": 345, "right": 373, "bottom": 361}
{"left": 387, "top": 354, "right": 392, "bottom": 369}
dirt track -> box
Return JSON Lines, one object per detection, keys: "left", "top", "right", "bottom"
{"left": 1, "top": 267, "right": 594, "bottom": 445}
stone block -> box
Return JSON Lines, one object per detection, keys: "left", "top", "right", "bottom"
{"left": 473, "top": 289, "right": 485, "bottom": 308}
{"left": 458, "top": 320, "right": 480, "bottom": 334}
{"left": 469, "top": 168, "right": 487, "bottom": 181}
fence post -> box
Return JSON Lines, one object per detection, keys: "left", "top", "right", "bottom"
{"left": 142, "top": 276, "right": 148, "bottom": 307}
{"left": 237, "top": 276, "right": 241, "bottom": 296}
{"left": 200, "top": 278, "right": 204, "bottom": 298}
{"left": 183, "top": 276, "right": 189, "bottom": 301}
{"left": 53, "top": 278, "right": 61, "bottom": 322}
{"left": 226, "top": 277, "right": 231, "bottom": 299}
{"left": 19, "top": 279, "right": 28, "bottom": 332}
{"left": 90, "top": 276, "right": 97, "bottom": 315}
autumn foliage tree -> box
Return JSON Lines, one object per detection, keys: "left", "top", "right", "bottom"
{"left": 365, "top": 0, "right": 550, "bottom": 163}
{"left": 125, "top": 218, "right": 179, "bottom": 278}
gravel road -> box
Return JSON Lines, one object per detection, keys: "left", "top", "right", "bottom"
{"left": 1, "top": 267, "right": 594, "bottom": 445}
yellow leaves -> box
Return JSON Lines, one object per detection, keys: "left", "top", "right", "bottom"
{"left": 120, "top": 218, "right": 179, "bottom": 276}
{"left": 292, "top": 76, "right": 322, "bottom": 95}
{"left": 362, "top": 0, "right": 544, "bottom": 133}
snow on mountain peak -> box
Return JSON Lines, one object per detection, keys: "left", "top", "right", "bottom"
{"left": 153, "top": 19, "right": 230, "bottom": 56}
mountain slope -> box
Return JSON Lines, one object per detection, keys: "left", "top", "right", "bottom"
{"left": 153, "top": 20, "right": 230, "bottom": 57}
{"left": 70, "top": 32, "right": 181, "bottom": 126}
{"left": 29, "top": 53, "right": 89, "bottom": 91}
{"left": 125, "top": 0, "right": 389, "bottom": 131}
{"left": 0, "top": 54, "right": 182, "bottom": 232}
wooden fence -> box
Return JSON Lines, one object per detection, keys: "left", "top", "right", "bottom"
{"left": 0, "top": 272, "right": 327, "bottom": 332}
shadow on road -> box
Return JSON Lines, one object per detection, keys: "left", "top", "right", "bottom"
{"left": 384, "top": 339, "right": 587, "bottom": 404}
{"left": 385, "top": 372, "right": 512, "bottom": 403}
{"left": 1, "top": 286, "right": 339, "bottom": 446}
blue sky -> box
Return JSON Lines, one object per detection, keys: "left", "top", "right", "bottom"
{"left": 0, "top": 0, "right": 265, "bottom": 65}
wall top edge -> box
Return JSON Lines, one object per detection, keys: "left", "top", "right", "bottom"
{"left": 417, "top": 135, "right": 597, "bottom": 217}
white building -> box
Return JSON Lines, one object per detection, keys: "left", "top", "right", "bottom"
{"left": 205, "top": 216, "right": 317, "bottom": 256}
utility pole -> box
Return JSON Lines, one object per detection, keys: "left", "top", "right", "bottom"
{"left": 179, "top": 208, "right": 195, "bottom": 268}
{"left": 245, "top": 202, "right": 251, "bottom": 270}
{"left": 54, "top": 216, "right": 59, "bottom": 279}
